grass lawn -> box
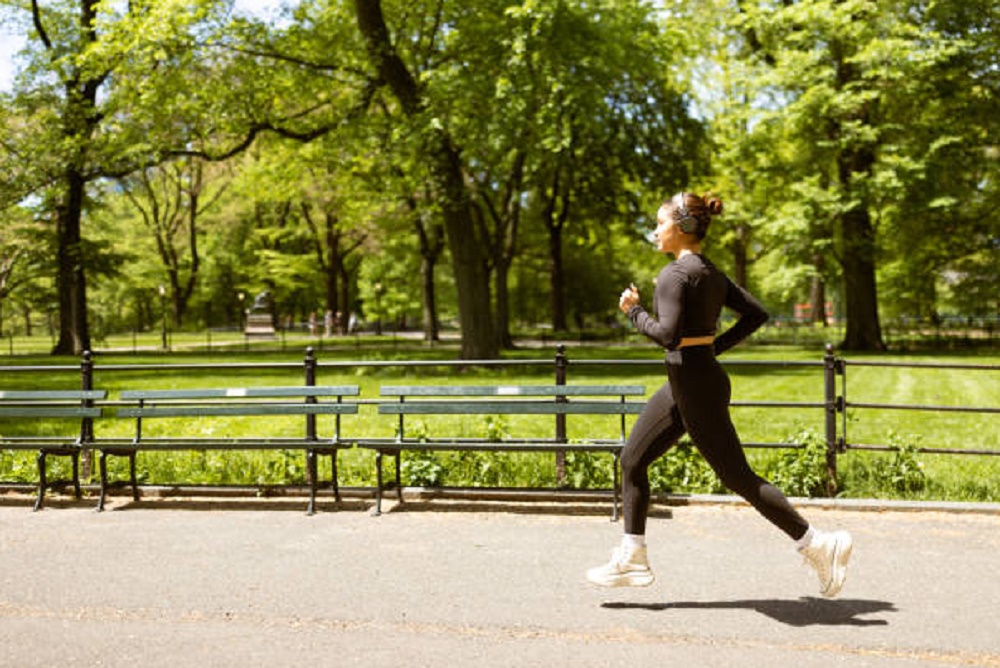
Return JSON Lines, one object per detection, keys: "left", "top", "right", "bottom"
{"left": 1, "top": 339, "right": 997, "bottom": 501}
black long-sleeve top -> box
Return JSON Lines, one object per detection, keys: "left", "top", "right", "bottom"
{"left": 627, "top": 253, "right": 768, "bottom": 355}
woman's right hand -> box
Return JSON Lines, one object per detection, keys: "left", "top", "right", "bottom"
{"left": 619, "top": 283, "right": 639, "bottom": 314}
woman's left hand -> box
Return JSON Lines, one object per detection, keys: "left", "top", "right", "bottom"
{"left": 619, "top": 283, "right": 639, "bottom": 314}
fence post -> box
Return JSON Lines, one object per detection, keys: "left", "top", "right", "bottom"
{"left": 80, "top": 350, "right": 95, "bottom": 481}
{"left": 823, "top": 343, "right": 839, "bottom": 495}
{"left": 555, "top": 344, "right": 567, "bottom": 485}
{"left": 304, "top": 347, "right": 317, "bottom": 440}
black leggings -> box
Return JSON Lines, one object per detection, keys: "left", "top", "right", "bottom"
{"left": 621, "top": 347, "right": 809, "bottom": 540}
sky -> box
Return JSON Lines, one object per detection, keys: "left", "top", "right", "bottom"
{"left": 0, "top": 0, "right": 282, "bottom": 92}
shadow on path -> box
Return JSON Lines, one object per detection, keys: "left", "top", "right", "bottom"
{"left": 602, "top": 597, "right": 896, "bottom": 627}
{"left": 389, "top": 499, "right": 673, "bottom": 519}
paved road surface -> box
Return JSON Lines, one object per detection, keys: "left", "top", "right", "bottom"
{"left": 2, "top": 494, "right": 998, "bottom": 667}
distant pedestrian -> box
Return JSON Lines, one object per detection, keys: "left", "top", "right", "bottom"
{"left": 586, "top": 192, "right": 852, "bottom": 597}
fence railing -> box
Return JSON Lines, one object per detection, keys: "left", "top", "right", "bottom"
{"left": 838, "top": 358, "right": 1000, "bottom": 457}
{"left": 1, "top": 345, "right": 997, "bottom": 491}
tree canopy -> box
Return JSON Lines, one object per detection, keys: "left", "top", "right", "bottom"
{"left": 0, "top": 0, "right": 995, "bottom": 355}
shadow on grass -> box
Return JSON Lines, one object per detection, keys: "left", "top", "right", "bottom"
{"left": 601, "top": 597, "right": 896, "bottom": 627}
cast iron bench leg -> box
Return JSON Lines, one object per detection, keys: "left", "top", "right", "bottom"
{"left": 97, "top": 451, "right": 108, "bottom": 512}
{"left": 612, "top": 450, "right": 621, "bottom": 522}
{"left": 72, "top": 451, "right": 82, "bottom": 500}
{"left": 331, "top": 451, "right": 341, "bottom": 503}
{"left": 372, "top": 450, "right": 384, "bottom": 516}
{"left": 395, "top": 452, "right": 403, "bottom": 503}
{"left": 34, "top": 451, "right": 47, "bottom": 512}
{"left": 129, "top": 452, "right": 139, "bottom": 502}
{"left": 306, "top": 450, "right": 317, "bottom": 516}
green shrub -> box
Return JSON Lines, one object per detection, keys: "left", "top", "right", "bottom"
{"left": 766, "top": 430, "right": 832, "bottom": 497}
{"left": 480, "top": 416, "right": 509, "bottom": 442}
{"left": 837, "top": 431, "right": 928, "bottom": 498}
{"left": 564, "top": 451, "right": 614, "bottom": 488}
{"left": 879, "top": 432, "right": 927, "bottom": 493}
{"left": 649, "top": 440, "right": 724, "bottom": 494}
{"left": 401, "top": 452, "right": 444, "bottom": 487}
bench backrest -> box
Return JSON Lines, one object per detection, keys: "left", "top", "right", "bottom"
{"left": 117, "top": 386, "right": 360, "bottom": 441}
{"left": 120, "top": 386, "right": 359, "bottom": 402}
{"left": 380, "top": 384, "right": 644, "bottom": 398}
{"left": 379, "top": 384, "right": 645, "bottom": 441}
{"left": 119, "top": 386, "right": 359, "bottom": 414}
{"left": 0, "top": 390, "right": 106, "bottom": 419}
{"left": 379, "top": 384, "right": 645, "bottom": 415}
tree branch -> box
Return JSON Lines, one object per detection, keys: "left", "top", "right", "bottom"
{"left": 31, "top": 0, "right": 52, "bottom": 50}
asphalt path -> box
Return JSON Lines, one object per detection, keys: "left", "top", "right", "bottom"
{"left": 2, "top": 494, "right": 998, "bottom": 667}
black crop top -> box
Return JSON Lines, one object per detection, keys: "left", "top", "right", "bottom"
{"left": 627, "top": 254, "right": 768, "bottom": 355}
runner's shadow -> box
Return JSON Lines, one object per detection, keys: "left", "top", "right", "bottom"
{"left": 602, "top": 597, "right": 895, "bottom": 627}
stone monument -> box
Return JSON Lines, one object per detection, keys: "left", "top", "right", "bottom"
{"left": 244, "top": 290, "right": 277, "bottom": 339}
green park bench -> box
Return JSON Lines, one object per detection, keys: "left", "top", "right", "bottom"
{"left": 357, "top": 384, "right": 646, "bottom": 519}
{"left": 97, "top": 385, "right": 359, "bottom": 514}
{"left": 0, "top": 389, "right": 106, "bottom": 511}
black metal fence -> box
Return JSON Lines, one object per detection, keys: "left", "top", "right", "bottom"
{"left": 837, "top": 357, "right": 1000, "bottom": 457}
{"left": 1, "top": 345, "right": 997, "bottom": 489}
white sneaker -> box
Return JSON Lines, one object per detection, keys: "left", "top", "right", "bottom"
{"left": 799, "top": 530, "right": 853, "bottom": 598}
{"left": 586, "top": 545, "right": 655, "bottom": 588}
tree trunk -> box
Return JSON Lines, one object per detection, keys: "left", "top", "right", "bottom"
{"left": 493, "top": 150, "right": 525, "bottom": 350}
{"left": 175, "top": 174, "right": 203, "bottom": 328}
{"left": 414, "top": 216, "right": 443, "bottom": 343}
{"left": 408, "top": 193, "right": 444, "bottom": 343}
{"left": 548, "top": 226, "right": 567, "bottom": 332}
{"left": 542, "top": 166, "right": 569, "bottom": 332}
{"left": 50, "top": 0, "right": 101, "bottom": 355}
{"left": 354, "top": 0, "right": 497, "bottom": 359}
{"left": 840, "top": 204, "right": 885, "bottom": 349}
{"left": 52, "top": 171, "right": 91, "bottom": 355}
{"left": 324, "top": 212, "right": 340, "bottom": 316}
{"left": 495, "top": 259, "right": 514, "bottom": 348}
{"left": 420, "top": 254, "right": 440, "bottom": 342}
{"left": 337, "top": 263, "right": 352, "bottom": 335}
{"left": 832, "top": 28, "right": 884, "bottom": 352}
{"left": 809, "top": 254, "right": 828, "bottom": 327}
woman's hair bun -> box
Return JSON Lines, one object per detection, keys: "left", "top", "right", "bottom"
{"left": 705, "top": 196, "right": 723, "bottom": 216}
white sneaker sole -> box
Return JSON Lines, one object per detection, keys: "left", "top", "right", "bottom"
{"left": 821, "top": 532, "right": 853, "bottom": 598}
{"left": 586, "top": 570, "right": 655, "bottom": 588}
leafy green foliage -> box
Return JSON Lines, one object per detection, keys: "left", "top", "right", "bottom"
{"left": 649, "top": 440, "right": 725, "bottom": 495}
{"left": 765, "top": 429, "right": 831, "bottom": 498}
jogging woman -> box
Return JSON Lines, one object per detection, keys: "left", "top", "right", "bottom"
{"left": 586, "top": 193, "right": 852, "bottom": 597}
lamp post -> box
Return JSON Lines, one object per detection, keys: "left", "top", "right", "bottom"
{"left": 158, "top": 284, "right": 168, "bottom": 350}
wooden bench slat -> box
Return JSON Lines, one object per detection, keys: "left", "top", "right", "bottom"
{"left": 381, "top": 441, "right": 622, "bottom": 452}
{"left": 0, "top": 390, "right": 107, "bottom": 400}
{"left": 0, "top": 437, "right": 83, "bottom": 449}
{"left": 378, "top": 401, "right": 644, "bottom": 415}
{"left": 98, "top": 438, "right": 346, "bottom": 451}
{"left": 379, "top": 385, "right": 645, "bottom": 397}
{"left": 120, "top": 386, "right": 359, "bottom": 400}
{"left": 0, "top": 406, "right": 103, "bottom": 418}
{"left": 117, "top": 404, "right": 358, "bottom": 418}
